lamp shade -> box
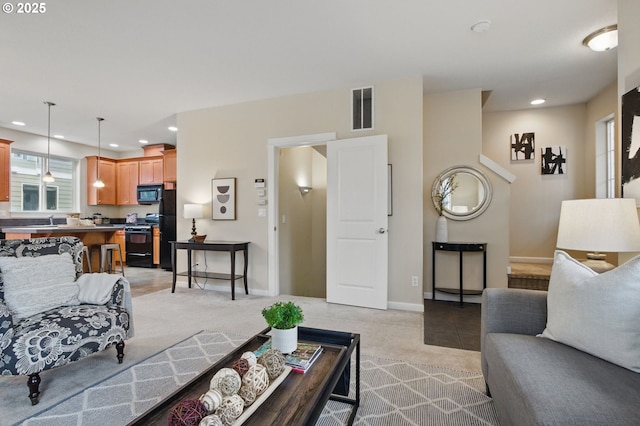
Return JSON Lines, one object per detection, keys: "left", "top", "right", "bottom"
{"left": 184, "top": 203, "right": 203, "bottom": 219}
{"left": 556, "top": 198, "right": 640, "bottom": 252}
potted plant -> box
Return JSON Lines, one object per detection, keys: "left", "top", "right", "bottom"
{"left": 262, "top": 301, "right": 304, "bottom": 354}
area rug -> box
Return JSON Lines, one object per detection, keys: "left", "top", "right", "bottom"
{"left": 19, "top": 331, "right": 498, "bottom": 426}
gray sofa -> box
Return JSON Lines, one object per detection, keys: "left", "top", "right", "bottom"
{"left": 481, "top": 288, "right": 640, "bottom": 425}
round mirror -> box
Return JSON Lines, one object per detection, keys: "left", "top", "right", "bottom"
{"left": 431, "top": 166, "right": 492, "bottom": 221}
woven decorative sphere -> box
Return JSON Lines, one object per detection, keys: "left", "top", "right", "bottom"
{"left": 237, "top": 384, "right": 257, "bottom": 406}
{"left": 215, "top": 395, "right": 245, "bottom": 426}
{"left": 199, "top": 389, "right": 223, "bottom": 413}
{"left": 242, "top": 364, "right": 269, "bottom": 396}
{"left": 199, "top": 414, "right": 223, "bottom": 426}
{"left": 168, "top": 398, "right": 208, "bottom": 426}
{"left": 258, "top": 349, "right": 286, "bottom": 380}
{"left": 232, "top": 358, "right": 250, "bottom": 377}
{"left": 210, "top": 368, "right": 241, "bottom": 395}
{"left": 241, "top": 351, "right": 257, "bottom": 367}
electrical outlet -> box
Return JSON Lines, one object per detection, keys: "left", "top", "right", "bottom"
{"left": 411, "top": 276, "right": 419, "bottom": 287}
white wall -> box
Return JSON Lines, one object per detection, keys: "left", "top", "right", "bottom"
{"left": 177, "top": 77, "right": 424, "bottom": 308}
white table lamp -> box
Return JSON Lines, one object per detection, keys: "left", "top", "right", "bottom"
{"left": 184, "top": 203, "right": 203, "bottom": 242}
{"left": 556, "top": 198, "right": 640, "bottom": 272}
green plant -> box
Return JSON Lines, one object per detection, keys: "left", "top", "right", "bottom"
{"left": 261, "top": 301, "right": 304, "bottom": 330}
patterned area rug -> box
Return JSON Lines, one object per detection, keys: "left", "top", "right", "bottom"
{"left": 20, "top": 331, "right": 498, "bottom": 426}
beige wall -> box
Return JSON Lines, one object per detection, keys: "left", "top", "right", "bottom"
{"left": 177, "top": 77, "right": 424, "bottom": 308}
{"left": 424, "top": 89, "right": 510, "bottom": 293}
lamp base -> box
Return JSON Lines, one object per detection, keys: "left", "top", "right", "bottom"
{"left": 582, "top": 253, "right": 615, "bottom": 273}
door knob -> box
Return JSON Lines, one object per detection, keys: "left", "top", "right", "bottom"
{"left": 377, "top": 228, "right": 387, "bottom": 234}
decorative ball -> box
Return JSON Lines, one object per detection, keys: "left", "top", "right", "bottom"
{"left": 210, "top": 368, "right": 241, "bottom": 395}
{"left": 237, "top": 384, "right": 257, "bottom": 407}
{"left": 168, "top": 398, "right": 208, "bottom": 426}
{"left": 241, "top": 351, "right": 257, "bottom": 367}
{"left": 232, "top": 358, "right": 250, "bottom": 377}
{"left": 242, "top": 364, "right": 270, "bottom": 396}
{"left": 199, "top": 389, "right": 223, "bottom": 413}
{"left": 199, "top": 414, "right": 223, "bottom": 426}
{"left": 215, "top": 395, "right": 245, "bottom": 425}
{"left": 258, "top": 349, "right": 286, "bottom": 380}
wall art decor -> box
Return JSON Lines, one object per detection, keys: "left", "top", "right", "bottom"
{"left": 511, "top": 132, "right": 535, "bottom": 161}
{"left": 622, "top": 86, "right": 640, "bottom": 203}
{"left": 541, "top": 146, "right": 567, "bottom": 175}
{"left": 212, "top": 177, "right": 236, "bottom": 220}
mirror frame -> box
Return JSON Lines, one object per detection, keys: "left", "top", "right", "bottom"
{"left": 431, "top": 166, "right": 492, "bottom": 221}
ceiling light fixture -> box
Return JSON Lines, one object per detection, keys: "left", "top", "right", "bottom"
{"left": 139, "top": 139, "right": 148, "bottom": 144}
{"left": 12, "top": 121, "right": 25, "bottom": 126}
{"left": 93, "top": 117, "right": 106, "bottom": 188}
{"left": 109, "top": 143, "right": 119, "bottom": 147}
{"left": 531, "top": 99, "right": 546, "bottom": 105}
{"left": 54, "top": 134, "right": 64, "bottom": 139}
{"left": 583, "top": 24, "right": 618, "bottom": 51}
{"left": 42, "top": 101, "right": 55, "bottom": 183}
{"left": 168, "top": 126, "right": 178, "bottom": 132}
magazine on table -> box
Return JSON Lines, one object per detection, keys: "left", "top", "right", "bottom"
{"left": 254, "top": 340, "right": 323, "bottom": 372}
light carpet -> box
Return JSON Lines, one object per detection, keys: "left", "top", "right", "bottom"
{"left": 21, "top": 330, "right": 498, "bottom": 426}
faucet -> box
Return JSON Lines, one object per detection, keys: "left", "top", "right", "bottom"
{"left": 48, "top": 215, "right": 54, "bottom": 225}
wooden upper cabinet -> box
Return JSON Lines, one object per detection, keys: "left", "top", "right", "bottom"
{"left": 163, "top": 149, "right": 177, "bottom": 183}
{"left": 139, "top": 158, "right": 164, "bottom": 184}
{"left": 116, "top": 160, "right": 139, "bottom": 205}
{"left": 86, "top": 156, "right": 117, "bottom": 205}
{"left": 0, "top": 139, "right": 12, "bottom": 202}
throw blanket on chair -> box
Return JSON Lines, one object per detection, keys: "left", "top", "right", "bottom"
{"left": 77, "top": 273, "right": 135, "bottom": 338}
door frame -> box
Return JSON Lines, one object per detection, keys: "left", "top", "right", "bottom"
{"left": 267, "top": 132, "right": 337, "bottom": 296}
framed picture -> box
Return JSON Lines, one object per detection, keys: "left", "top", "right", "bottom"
{"left": 212, "top": 178, "right": 236, "bottom": 220}
{"left": 541, "top": 146, "right": 567, "bottom": 175}
{"left": 511, "top": 132, "right": 535, "bottom": 161}
{"left": 622, "top": 86, "right": 640, "bottom": 203}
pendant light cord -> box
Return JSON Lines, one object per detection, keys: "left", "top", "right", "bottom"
{"left": 97, "top": 117, "right": 104, "bottom": 182}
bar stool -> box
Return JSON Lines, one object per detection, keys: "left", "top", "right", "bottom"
{"left": 100, "top": 243, "right": 125, "bottom": 276}
{"left": 81, "top": 246, "right": 92, "bottom": 273}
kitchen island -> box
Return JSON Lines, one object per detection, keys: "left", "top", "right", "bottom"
{"left": 1, "top": 225, "right": 126, "bottom": 272}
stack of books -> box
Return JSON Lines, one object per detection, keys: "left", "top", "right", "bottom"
{"left": 255, "top": 341, "right": 323, "bottom": 373}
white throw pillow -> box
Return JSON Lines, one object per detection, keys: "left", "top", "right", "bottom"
{"left": 540, "top": 250, "right": 640, "bottom": 372}
{"left": 0, "top": 253, "right": 80, "bottom": 320}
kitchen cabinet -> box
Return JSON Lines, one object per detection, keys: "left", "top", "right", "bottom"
{"left": 0, "top": 139, "right": 12, "bottom": 202}
{"left": 116, "top": 160, "right": 139, "bottom": 205}
{"left": 153, "top": 227, "right": 160, "bottom": 265}
{"left": 163, "top": 149, "right": 177, "bottom": 184}
{"left": 139, "top": 158, "right": 164, "bottom": 184}
{"left": 86, "top": 156, "right": 117, "bottom": 205}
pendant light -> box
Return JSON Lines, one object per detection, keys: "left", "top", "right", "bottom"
{"left": 42, "top": 101, "right": 55, "bottom": 183}
{"left": 93, "top": 117, "right": 105, "bottom": 188}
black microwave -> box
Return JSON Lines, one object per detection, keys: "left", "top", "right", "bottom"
{"left": 137, "top": 184, "right": 163, "bottom": 204}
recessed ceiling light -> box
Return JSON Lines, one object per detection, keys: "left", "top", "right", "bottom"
{"left": 54, "top": 134, "right": 64, "bottom": 139}
{"left": 12, "top": 121, "right": 25, "bottom": 126}
{"left": 531, "top": 99, "right": 546, "bottom": 105}
{"left": 583, "top": 24, "right": 618, "bottom": 51}
{"left": 139, "top": 139, "right": 149, "bottom": 144}
{"left": 168, "top": 126, "right": 178, "bottom": 132}
{"left": 109, "top": 143, "right": 119, "bottom": 147}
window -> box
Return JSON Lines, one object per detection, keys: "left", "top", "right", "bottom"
{"left": 10, "top": 151, "right": 75, "bottom": 212}
{"left": 595, "top": 115, "right": 616, "bottom": 199}
{"left": 606, "top": 118, "right": 615, "bottom": 198}
{"left": 352, "top": 86, "right": 374, "bottom": 131}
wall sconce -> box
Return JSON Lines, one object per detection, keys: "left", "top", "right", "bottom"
{"left": 299, "top": 186, "right": 312, "bottom": 195}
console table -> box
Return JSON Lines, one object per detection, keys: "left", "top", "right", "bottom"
{"left": 170, "top": 241, "right": 250, "bottom": 300}
{"left": 432, "top": 241, "right": 487, "bottom": 306}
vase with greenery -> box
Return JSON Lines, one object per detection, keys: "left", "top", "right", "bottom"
{"left": 262, "top": 301, "right": 304, "bottom": 353}
{"left": 433, "top": 173, "right": 458, "bottom": 242}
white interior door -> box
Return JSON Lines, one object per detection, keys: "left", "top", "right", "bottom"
{"left": 326, "top": 134, "right": 388, "bottom": 309}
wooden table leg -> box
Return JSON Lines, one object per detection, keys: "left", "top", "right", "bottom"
{"left": 187, "top": 249, "right": 192, "bottom": 289}
{"left": 230, "top": 248, "right": 236, "bottom": 300}
{"left": 243, "top": 246, "right": 249, "bottom": 295}
{"left": 171, "top": 244, "right": 177, "bottom": 293}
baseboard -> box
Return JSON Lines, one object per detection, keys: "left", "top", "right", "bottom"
{"left": 174, "top": 280, "right": 272, "bottom": 297}
{"left": 509, "top": 256, "right": 553, "bottom": 264}
{"left": 387, "top": 301, "right": 424, "bottom": 312}
{"left": 423, "top": 292, "right": 482, "bottom": 304}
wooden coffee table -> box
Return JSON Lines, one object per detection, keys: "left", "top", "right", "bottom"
{"left": 129, "top": 327, "right": 360, "bottom": 426}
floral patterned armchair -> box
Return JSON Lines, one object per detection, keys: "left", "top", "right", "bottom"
{"left": 0, "top": 237, "right": 131, "bottom": 405}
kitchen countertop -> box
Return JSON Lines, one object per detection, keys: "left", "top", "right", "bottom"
{"left": 1, "top": 224, "right": 125, "bottom": 233}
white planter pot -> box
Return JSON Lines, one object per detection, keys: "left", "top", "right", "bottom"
{"left": 271, "top": 326, "right": 298, "bottom": 354}
{"left": 435, "top": 215, "right": 448, "bottom": 242}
